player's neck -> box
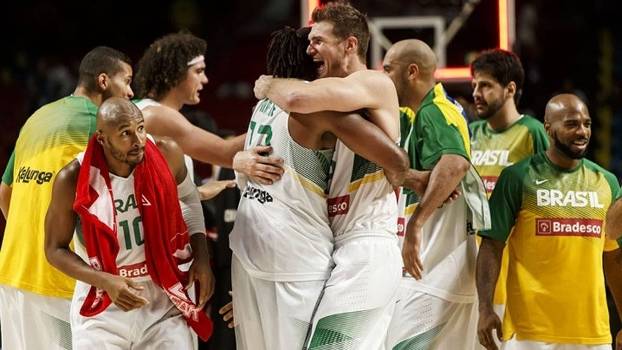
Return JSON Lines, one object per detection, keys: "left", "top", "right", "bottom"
{"left": 343, "top": 57, "right": 367, "bottom": 75}
{"left": 546, "top": 148, "right": 581, "bottom": 170}
{"left": 73, "top": 86, "right": 103, "bottom": 107}
{"left": 104, "top": 154, "right": 134, "bottom": 178}
{"left": 158, "top": 91, "right": 184, "bottom": 111}
{"left": 408, "top": 80, "right": 435, "bottom": 111}
{"left": 487, "top": 102, "right": 520, "bottom": 131}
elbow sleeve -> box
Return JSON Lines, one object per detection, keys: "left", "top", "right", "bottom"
{"left": 177, "top": 171, "right": 206, "bottom": 236}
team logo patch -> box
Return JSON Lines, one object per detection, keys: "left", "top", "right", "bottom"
{"left": 535, "top": 218, "right": 602, "bottom": 237}
{"left": 118, "top": 261, "right": 149, "bottom": 278}
{"left": 327, "top": 194, "right": 349, "bottom": 217}
{"left": 481, "top": 176, "right": 498, "bottom": 194}
{"left": 397, "top": 217, "right": 405, "bottom": 237}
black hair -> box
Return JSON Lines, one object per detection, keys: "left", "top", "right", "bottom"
{"left": 267, "top": 26, "right": 316, "bottom": 81}
{"left": 471, "top": 49, "right": 525, "bottom": 104}
{"left": 135, "top": 32, "right": 207, "bottom": 100}
{"left": 78, "top": 46, "right": 131, "bottom": 92}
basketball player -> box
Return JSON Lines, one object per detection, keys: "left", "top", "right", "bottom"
{"left": 233, "top": 23, "right": 431, "bottom": 350}
{"left": 470, "top": 49, "right": 549, "bottom": 328}
{"left": 477, "top": 94, "right": 622, "bottom": 350}
{"left": 134, "top": 32, "right": 284, "bottom": 186}
{"left": 382, "top": 39, "right": 488, "bottom": 350}
{"left": 0, "top": 47, "right": 133, "bottom": 349}
{"left": 253, "top": 4, "right": 410, "bottom": 349}
{"left": 45, "top": 97, "right": 213, "bottom": 348}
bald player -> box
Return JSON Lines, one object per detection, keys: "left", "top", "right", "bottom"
{"left": 382, "top": 39, "right": 488, "bottom": 350}
{"left": 477, "top": 94, "right": 622, "bottom": 350}
{"left": 45, "top": 98, "right": 213, "bottom": 348}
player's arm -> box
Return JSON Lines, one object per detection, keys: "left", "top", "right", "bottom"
{"left": 603, "top": 247, "right": 622, "bottom": 349}
{"left": 0, "top": 183, "right": 10, "bottom": 219}
{"left": 143, "top": 105, "right": 244, "bottom": 168}
{"left": 44, "top": 160, "right": 148, "bottom": 311}
{"left": 606, "top": 197, "right": 622, "bottom": 240}
{"left": 475, "top": 167, "right": 523, "bottom": 350}
{"left": 0, "top": 150, "right": 15, "bottom": 218}
{"left": 476, "top": 237, "right": 505, "bottom": 350}
{"left": 143, "top": 106, "right": 283, "bottom": 184}
{"left": 255, "top": 70, "right": 395, "bottom": 114}
{"left": 157, "top": 138, "right": 214, "bottom": 308}
{"left": 314, "top": 112, "right": 411, "bottom": 187}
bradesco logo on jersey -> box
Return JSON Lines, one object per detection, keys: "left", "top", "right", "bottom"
{"left": 481, "top": 176, "right": 498, "bottom": 194}
{"left": 16, "top": 166, "right": 53, "bottom": 184}
{"left": 327, "top": 194, "right": 349, "bottom": 217}
{"left": 536, "top": 218, "right": 602, "bottom": 237}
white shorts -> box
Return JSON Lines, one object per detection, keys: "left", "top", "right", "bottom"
{"left": 0, "top": 285, "right": 72, "bottom": 350}
{"left": 385, "top": 278, "right": 479, "bottom": 350}
{"left": 501, "top": 336, "right": 611, "bottom": 350}
{"left": 305, "top": 235, "right": 402, "bottom": 350}
{"left": 231, "top": 255, "right": 325, "bottom": 350}
{"left": 70, "top": 279, "right": 194, "bottom": 350}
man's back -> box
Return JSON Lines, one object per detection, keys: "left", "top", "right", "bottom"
{"left": 230, "top": 98, "right": 334, "bottom": 281}
{"left": 0, "top": 95, "right": 97, "bottom": 298}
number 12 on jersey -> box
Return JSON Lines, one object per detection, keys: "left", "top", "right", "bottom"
{"left": 248, "top": 121, "right": 272, "bottom": 147}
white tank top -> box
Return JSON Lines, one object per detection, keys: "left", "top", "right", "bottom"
{"left": 134, "top": 98, "right": 195, "bottom": 181}
{"left": 74, "top": 168, "right": 149, "bottom": 282}
{"left": 229, "top": 99, "right": 334, "bottom": 281}
{"left": 327, "top": 140, "right": 398, "bottom": 241}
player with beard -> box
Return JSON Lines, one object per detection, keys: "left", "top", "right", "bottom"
{"left": 477, "top": 94, "right": 622, "bottom": 350}
{"left": 469, "top": 49, "right": 549, "bottom": 336}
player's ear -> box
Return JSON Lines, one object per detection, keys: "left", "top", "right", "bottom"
{"left": 506, "top": 81, "right": 517, "bottom": 99}
{"left": 96, "top": 73, "right": 109, "bottom": 91}
{"left": 95, "top": 130, "right": 105, "bottom": 145}
{"left": 344, "top": 36, "right": 358, "bottom": 56}
{"left": 408, "top": 63, "right": 420, "bottom": 81}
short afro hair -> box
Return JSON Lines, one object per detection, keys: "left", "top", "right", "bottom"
{"left": 134, "top": 32, "right": 206, "bottom": 100}
{"left": 78, "top": 46, "right": 131, "bottom": 93}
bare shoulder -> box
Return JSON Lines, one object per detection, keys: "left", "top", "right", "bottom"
{"left": 349, "top": 69, "right": 394, "bottom": 87}
{"left": 142, "top": 105, "right": 189, "bottom": 137}
{"left": 55, "top": 159, "right": 81, "bottom": 191}
{"left": 153, "top": 136, "right": 186, "bottom": 181}
{"left": 154, "top": 136, "right": 184, "bottom": 160}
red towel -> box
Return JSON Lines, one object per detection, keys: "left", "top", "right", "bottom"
{"left": 73, "top": 135, "right": 213, "bottom": 341}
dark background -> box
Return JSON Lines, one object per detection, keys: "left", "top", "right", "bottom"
{"left": 0, "top": 0, "right": 621, "bottom": 346}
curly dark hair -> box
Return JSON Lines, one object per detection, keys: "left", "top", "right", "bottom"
{"left": 134, "top": 32, "right": 207, "bottom": 100}
{"left": 311, "top": 2, "right": 370, "bottom": 62}
{"left": 471, "top": 49, "right": 525, "bottom": 105}
{"left": 267, "top": 26, "right": 316, "bottom": 81}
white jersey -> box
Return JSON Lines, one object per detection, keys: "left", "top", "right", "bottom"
{"left": 327, "top": 140, "right": 397, "bottom": 240}
{"left": 134, "top": 98, "right": 195, "bottom": 181}
{"left": 230, "top": 99, "right": 334, "bottom": 281}
{"left": 73, "top": 165, "right": 149, "bottom": 282}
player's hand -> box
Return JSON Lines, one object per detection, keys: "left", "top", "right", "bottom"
{"left": 197, "top": 180, "right": 237, "bottom": 201}
{"left": 402, "top": 219, "right": 424, "bottom": 279}
{"left": 102, "top": 274, "right": 149, "bottom": 312}
{"left": 616, "top": 329, "right": 622, "bottom": 350}
{"left": 233, "top": 146, "right": 284, "bottom": 185}
{"left": 186, "top": 253, "right": 215, "bottom": 309}
{"left": 438, "top": 188, "right": 461, "bottom": 208}
{"left": 477, "top": 307, "right": 502, "bottom": 350}
{"left": 254, "top": 75, "right": 273, "bottom": 100}
{"left": 219, "top": 293, "right": 237, "bottom": 329}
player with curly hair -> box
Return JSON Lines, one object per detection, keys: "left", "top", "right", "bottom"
{"left": 134, "top": 32, "right": 284, "bottom": 186}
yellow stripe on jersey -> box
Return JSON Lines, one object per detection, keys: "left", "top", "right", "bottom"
{"left": 287, "top": 166, "right": 327, "bottom": 198}
{"left": 431, "top": 84, "right": 471, "bottom": 157}
{"left": 347, "top": 169, "right": 385, "bottom": 193}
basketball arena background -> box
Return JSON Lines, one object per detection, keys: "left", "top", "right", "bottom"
{"left": 0, "top": 0, "right": 620, "bottom": 347}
